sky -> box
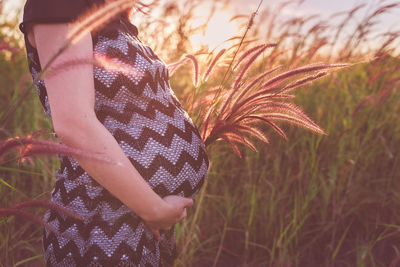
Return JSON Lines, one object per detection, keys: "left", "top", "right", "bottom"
{"left": 6, "top": 0, "right": 399, "bottom": 26}
{"left": 187, "top": 0, "right": 400, "bottom": 51}
{"left": 227, "top": 0, "right": 399, "bottom": 30}
{"left": 4, "top": 0, "right": 399, "bottom": 51}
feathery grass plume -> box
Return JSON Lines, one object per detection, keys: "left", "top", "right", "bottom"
{"left": 10, "top": 200, "right": 84, "bottom": 221}
{"left": 166, "top": 54, "right": 199, "bottom": 86}
{"left": 229, "top": 14, "right": 249, "bottom": 23}
{"left": 202, "top": 49, "right": 227, "bottom": 82}
{"left": 233, "top": 44, "right": 276, "bottom": 90}
{"left": 44, "top": 0, "right": 140, "bottom": 77}
{"left": 280, "top": 71, "right": 328, "bottom": 94}
{"left": 229, "top": 66, "right": 282, "bottom": 105}
{"left": 195, "top": 58, "right": 349, "bottom": 155}
{"left": 242, "top": 115, "right": 288, "bottom": 140}
{"left": 198, "top": 62, "right": 341, "bottom": 153}
{"left": 262, "top": 113, "right": 325, "bottom": 133}
{"left": 185, "top": 54, "right": 200, "bottom": 87}
{"left": 227, "top": 100, "right": 323, "bottom": 132}
{"left": 225, "top": 39, "right": 260, "bottom": 53}
{"left": 0, "top": 200, "right": 85, "bottom": 235}
{"left": 233, "top": 44, "right": 270, "bottom": 71}
{"left": 210, "top": 1, "right": 265, "bottom": 99}
{"left": 375, "top": 31, "right": 400, "bottom": 56}
{"left": 225, "top": 65, "right": 349, "bottom": 120}
{"left": 0, "top": 136, "right": 117, "bottom": 165}
{"left": 260, "top": 63, "right": 350, "bottom": 91}
{"left": 0, "top": 208, "right": 57, "bottom": 234}
{"left": 369, "top": 3, "right": 400, "bottom": 19}
{"left": 167, "top": 57, "right": 189, "bottom": 76}
{"left": 45, "top": 55, "right": 146, "bottom": 80}
{"left": 340, "top": 2, "right": 400, "bottom": 60}
{"left": 0, "top": 42, "right": 19, "bottom": 53}
{"left": 218, "top": 65, "right": 282, "bottom": 117}
{"left": 199, "top": 1, "right": 265, "bottom": 136}
{"left": 330, "top": 4, "right": 366, "bottom": 49}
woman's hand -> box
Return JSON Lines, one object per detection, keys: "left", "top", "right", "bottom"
{"left": 144, "top": 195, "right": 193, "bottom": 240}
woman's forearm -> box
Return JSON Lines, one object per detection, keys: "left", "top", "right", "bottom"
{"left": 55, "top": 113, "right": 166, "bottom": 222}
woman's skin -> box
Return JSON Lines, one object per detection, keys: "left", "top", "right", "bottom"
{"left": 27, "top": 22, "right": 193, "bottom": 241}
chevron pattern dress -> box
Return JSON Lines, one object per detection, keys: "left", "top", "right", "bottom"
{"left": 23, "top": 18, "right": 209, "bottom": 266}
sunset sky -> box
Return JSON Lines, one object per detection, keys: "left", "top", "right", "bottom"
{"left": 7, "top": 0, "right": 399, "bottom": 27}
{"left": 223, "top": 0, "right": 399, "bottom": 31}
{"left": 188, "top": 0, "right": 399, "bottom": 51}
{"left": 5, "top": 0, "right": 399, "bottom": 51}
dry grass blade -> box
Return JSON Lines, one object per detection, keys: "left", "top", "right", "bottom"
{"left": 22, "top": 142, "right": 117, "bottom": 165}
{"left": 242, "top": 116, "right": 288, "bottom": 140}
{"left": 259, "top": 102, "right": 321, "bottom": 129}
{"left": 221, "top": 66, "right": 282, "bottom": 114}
{"left": 240, "top": 65, "right": 282, "bottom": 97}
{"left": 202, "top": 49, "right": 226, "bottom": 82}
{"left": 229, "top": 14, "right": 249, "bottom": 22}
{"left": 0, "top": 208, "right": 58, "bottom": 234}
{"left": 11, "top": 200, "right": 85, "bottom": 221}
{"left": 199, "top": 61, "right": 341, "bottom": 154}
{"left": 205, "top": 120, "right": 269, "bottom": 148}
{"left": 42, "top": 0, "right": 139, "bottom": 79}
{"left": 167, "top": 57, "right": 189, "bottom": 76}
{"left": 233, "top": 44, "right": 272, "bottom": 71}
{"left": 233, "top": 44, "right": 275, "bottom": 90}
{"left": 261, "top": 113, "right": 325, "bottom": 134}
{"left": 237, "top": 124, "right": 270, "bottom": 144}
{"left": 185, "top": 54, "right": 200, "bottom": 87}
{"left": 261, "top": 63, "right": 350, "bottom": 91}
{"left": 229, "top": 101, "right": 321, "bottom": 134}
{"left": 68, "top": 0, "right": 142, "bottom": 44}
{"left": 280, "top": 71, "right": 328, "bottom": 93}
{"left": 224, "top": 131, "right": 258, "bottom": 152}
{"left": 0, "top": 137, "right": 117, "bottom": 165}
{"left": 0, "top": 42, "right": 19, "bottom": 53}
{"left": 205, "top": 121, "right": 245, "bottom": 146}
{"left": 220, "top": 135, "right": 242, "bottom": 157}
{"left": 225, "top": 39, "right": 259, "bottom": 53}
{"left": 369, "top": 3, "right": 400, "bottom": 18}
{"left": 228, "top": 92, "right": 302, "bottom": 122}
{"left": 211, "top": 125, "right": 259, "bottom": 157}
{"left": 0, "top": 137, "right": 25, "bottom": 158}
{"left": 0, "top": 199, "right": 86, "bottom": 237}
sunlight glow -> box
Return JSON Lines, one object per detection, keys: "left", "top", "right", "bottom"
{"left": 190, "top": 10, "right": 239, "bottom": 52}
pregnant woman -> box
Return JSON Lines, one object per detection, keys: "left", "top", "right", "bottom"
{"left": 19, "top": 0, "right": 209, "bottom": 266}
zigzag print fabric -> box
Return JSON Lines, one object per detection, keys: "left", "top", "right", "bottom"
{"left": 24, "top": 20, "right": 209, "bottom": 266}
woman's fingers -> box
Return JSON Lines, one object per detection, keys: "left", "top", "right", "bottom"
{"left": 144, "top": 195, "right": 194, "bottom": 239}
{"left": 181, "top": 208, "right": 187, "bottom": 220}
{"left": 183, "top": 198, "right": 194, "bottom": 208}
{"left": 176, "top": 208, "right": 187, "bottom": 223}
{"left": 149, "top": 225, "right": 161, "bottom": 240}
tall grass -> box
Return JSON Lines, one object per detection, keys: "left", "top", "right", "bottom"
{"left": 0, "top": 12, "right": 57, "bottom": 266}
{"left": 1, "top": 0, "right": 400, "bottom": 266}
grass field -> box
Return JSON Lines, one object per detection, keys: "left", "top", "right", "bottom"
{"left": 1, "top": 1, "right": 400, "bottom": 266}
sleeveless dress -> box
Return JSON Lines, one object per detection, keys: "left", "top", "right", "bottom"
{"left": 20, "top": 1, "right": 209, "bottom": 266}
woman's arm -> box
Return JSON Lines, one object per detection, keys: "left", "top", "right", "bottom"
{"left": 30, "top": 23, "right": 192, "bottom": 238}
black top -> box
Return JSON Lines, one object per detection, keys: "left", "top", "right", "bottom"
{"left": 19, "top": 0, "right": 138, "bottom": 36}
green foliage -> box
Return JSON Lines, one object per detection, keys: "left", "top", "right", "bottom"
{"left": 174, "top": 59, "right": 400, "bottom": 266}
{"left": 0, "top": 18, "right": 56, "bottom": 267}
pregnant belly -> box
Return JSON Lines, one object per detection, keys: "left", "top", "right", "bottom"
{"left": 102, "top": 102, "right": 209, "bottom": 198}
